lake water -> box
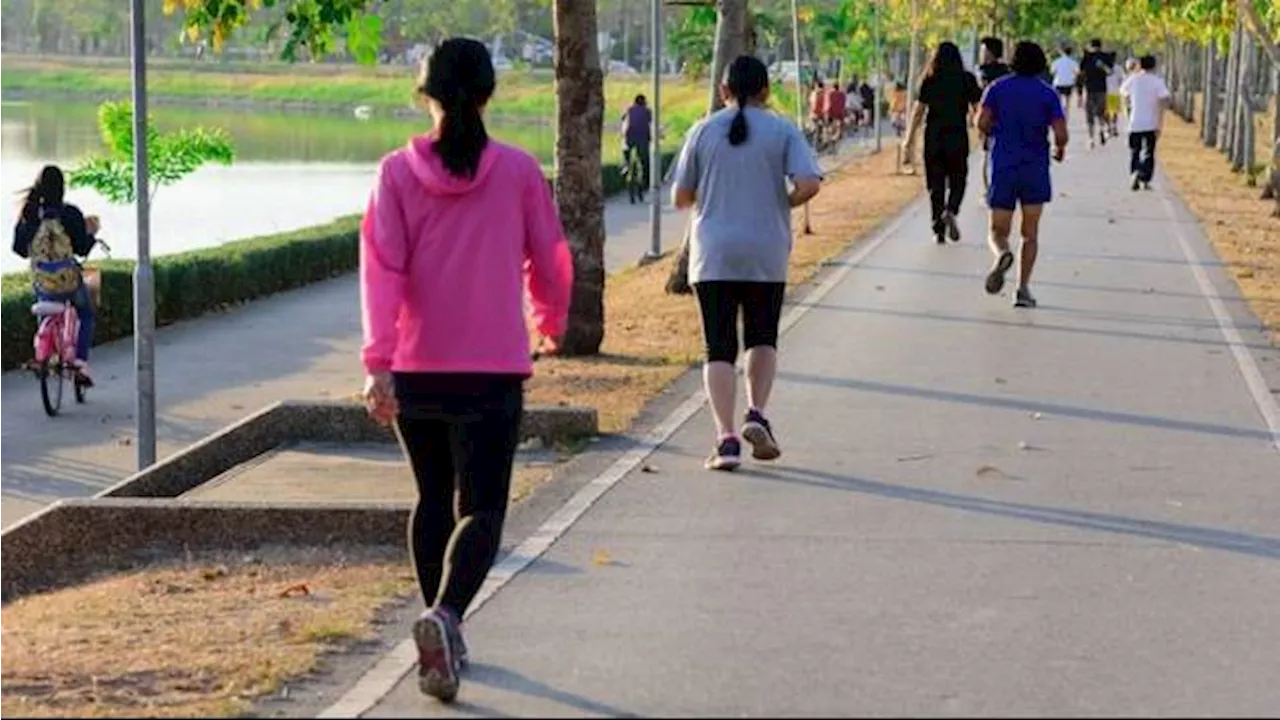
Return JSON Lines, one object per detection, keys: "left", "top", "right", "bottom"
{"left": 0, "top": 100, "right": 557, "bottom": 275}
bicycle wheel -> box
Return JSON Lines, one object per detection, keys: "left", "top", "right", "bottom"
{"left": 40, "top": 358, "right": 64, "bottom": 417}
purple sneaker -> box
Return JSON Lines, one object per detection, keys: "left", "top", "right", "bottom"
{"left": 741, "top": 409, "right": 782, "bottom": 461}
{"left": 413, "top": 608, "right": 460, "bottom": 702}
{"left": 705, "top": 436, "right": 742, "bottom": 471}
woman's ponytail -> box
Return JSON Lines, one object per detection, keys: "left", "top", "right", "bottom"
{"left": 419, "top": 39, "right": 497, "bottom": 179}
{"left": 724, "top": 55, "right": 769, "bottom": 147}
{"left": 20, "top": 165, "right": 64, "bottom": 223}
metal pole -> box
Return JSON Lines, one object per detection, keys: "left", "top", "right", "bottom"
{"left": 648, "top": 0, "right": 662, "bottom": 258}
{"left": 789, "top": 0, "right": 812, "bottom": 233}
{"left": 129, "top": 0, "right": 156, "bottom": 470}
{"left": 873, "top": 0, "right": 883, "bottom": 153}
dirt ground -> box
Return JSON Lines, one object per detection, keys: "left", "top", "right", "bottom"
{"left": 526, "top": 147, "right": 922, "bottom": 433}
{"left": 0, "top": 546, "right": 415, "bottom": 718}
{"left": 1160, "top": 109, "right": 1279, "bottom": 344}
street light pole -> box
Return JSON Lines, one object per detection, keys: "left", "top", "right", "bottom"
{"left": 129, "top": 0, "right": 156, "bottom": 470}
{"left": 789, "top": 0, "right": 812, "bottom": 233}
{"left": 648, "top": 0, "right": 662, "bottom": 258}
{"left": 873, "top": 0, "right": 883, "bottom": 153}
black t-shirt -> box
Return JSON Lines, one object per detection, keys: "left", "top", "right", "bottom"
{"left": 918, "top": 71, "right": 982, "bottom": 131}
{"left": 978, "top": 61, "right": 1010, "bottom": 89}
{"left": 1079, "top": 51, "right": 1114, "bottom": 93}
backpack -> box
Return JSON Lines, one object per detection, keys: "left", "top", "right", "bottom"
{"left": 29, "top": 209, "right": 81, "bottom": 297}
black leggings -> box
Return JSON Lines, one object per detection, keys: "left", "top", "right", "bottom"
{"left": 393, "top": 372, "right": 524, "bottom": 618}
{"left": 924, "top": 131, "right": 970, "bottom": 232}
{"left": 694, "top": 281, "right": 786, "bottom": 364}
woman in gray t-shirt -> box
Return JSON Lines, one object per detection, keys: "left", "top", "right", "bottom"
{"left": 673, "top": 54, "right": 823, "bottom": 471}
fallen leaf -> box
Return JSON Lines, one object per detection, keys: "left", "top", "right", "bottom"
{"left": 200, "top": 565, "right": 229, "bottom": 581}
{"left": 896, "top": 454, "right": 932, "bottom": 462}
{"left": 994, "top": 377, "right": 1007, "bottom": 385}
{"left": 279, "top": 583, "right": 311, "bottom": 598}
{"left": 976, "top": 465, "right": 1004, "bottom": 477}
{"left": 1031, "top": 412, "right": 1043, "bottom": 420}
{"left": 592, "top": 549, "right": 613, "bottom": 567}
{"left": 641, "top": 464, "right": 659, "bottom": 473}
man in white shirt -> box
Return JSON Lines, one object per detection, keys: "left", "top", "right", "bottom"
{"left": 1119, "top": 54, "right": 1171, "bottom": 191}
{"left": 1050, "top": 47, "right": 1080, "bottom": 120}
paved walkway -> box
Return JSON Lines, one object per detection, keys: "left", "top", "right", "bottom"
{"left": 338, "top": 129, "right": 1280, "bottom": 716}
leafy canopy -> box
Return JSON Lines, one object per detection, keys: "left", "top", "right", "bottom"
{"left": 69, "top": 101, "right": 235, "bottom": 204}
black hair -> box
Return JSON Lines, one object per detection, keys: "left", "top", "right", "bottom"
{"left": 981, "top": 37, "right": 1004, "bottom": 59}
{"left": 419, "top": 38, "right": 496, "bottom": 179}
{"left": 21, "top": 165, "right": 64, "bottom": 224}
{"left": 1061, "top": 45, "right": 1073, "bottom": 56}
{"left": 725, "top": 55, "right": 769, "bottom": 147}
{"left": 925, "top": 41, "right": 965, "bottom": 80}
{"left": 1012, "top": 41, "right": 1049, "bottom": 77}
{"left": 634, "top": 94, "right": 646, "bottom": 105}
{"left": 1140, "top": 54, "right": 1156, "bottom": 71}
{"left": 1089, "top": 38, "right": 1102, "bottom": 49}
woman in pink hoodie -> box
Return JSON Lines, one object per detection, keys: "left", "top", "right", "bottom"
{"left": 359, "top": 38, "right": 573, "bottom": 703}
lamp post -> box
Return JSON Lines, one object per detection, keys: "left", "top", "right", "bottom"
{"left": 129, "top": 0, "right": 156, "bottom": 470}
{"left": 648, "top": 0, "right": 663, "bottom": 258}
{"left": 789, "top": 0, "right": 812, "bottom": 233}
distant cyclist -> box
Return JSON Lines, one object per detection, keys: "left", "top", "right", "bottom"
{"left": 621, "top": 94, "right": 653, "bottom": 190}
{"left": 12, "top": 165, "right": 99, "bottom": 385}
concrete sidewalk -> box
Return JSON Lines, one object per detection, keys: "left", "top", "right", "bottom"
{"left": 341, "top": 129, "right": 1280, "bottom": 716}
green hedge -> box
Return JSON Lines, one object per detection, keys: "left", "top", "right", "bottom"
{"left": 0, "top": 153, "right": 676, "bottom": 371}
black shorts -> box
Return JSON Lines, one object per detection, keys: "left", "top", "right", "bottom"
{"left": 1084, "top": 91, "right": 1107, "bottom": 122}
{"left": 1055, "top": 85, "right": 1074, "bottom": 98}
{"left": 693, "top": 281, "right": 786, "bottom": 364}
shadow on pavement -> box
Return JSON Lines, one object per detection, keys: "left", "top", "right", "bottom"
{"left": 779, "top": 372, "right": 1276, "bottom": 443}
{"left": 464, "top": 663, "right": 641, "bottom": 718}
{"left": 749, "top": 466, "right": 1280, "bottom": 560}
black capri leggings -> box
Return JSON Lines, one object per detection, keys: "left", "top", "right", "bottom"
{"left": 393, "top": 372, "right": 524, "bottom": 618}
{"left": 694, "top": 281, "right": 787, "bottom": 364}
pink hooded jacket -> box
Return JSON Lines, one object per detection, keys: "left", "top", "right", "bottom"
{"left": 360, "top": 137, "right": 574, "bottom": 376}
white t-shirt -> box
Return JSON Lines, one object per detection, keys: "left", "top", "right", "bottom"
{"left": 1106, "top": 66, "right": 1123, "bottom": 94}
{"left": 1120, "top": 72, "right": 1170, "bottom": 133}
{"left": 1051, "top": 56, "right": 1079, "bottom": 87}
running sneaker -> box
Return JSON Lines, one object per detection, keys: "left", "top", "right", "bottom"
{"left": 445, "top": 614, "right": 469, "bottom": 671}
{"left": 741, "top": 409, "right": 782, "bottom": 461}
{"left": 413, "top": 608, "right": 460, "bottom": 702}
{"left": 943, "top": 211, "right": 961, "bottom": 242}
{"left": 1013, "top": 287, "right": 1038, "bottom": 308}
{"left": 1131, "top": 173, "right": 1141, "bottom": 191}
{"left": 985, "top": 251, "right": 1015, "bottom": 295}
{"left": 705, "top": 436, "right": 742, "bottom": 471}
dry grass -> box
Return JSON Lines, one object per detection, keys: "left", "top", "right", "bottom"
{"left": 526, "top": 148, "right": 921, "bottom": 432}
{"left": 0, "top": 546, "right": 415, "bottom": 718}
{"left": 1161, "top": 108, "right": 1279, "bottom": 343}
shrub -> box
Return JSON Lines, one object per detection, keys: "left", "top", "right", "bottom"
{"left": 0, "top": 154, "right": 677, "bottom": 370}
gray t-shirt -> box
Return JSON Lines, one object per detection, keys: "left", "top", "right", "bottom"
{"left": 674, "top": 106, "right": 823, "bottom": 284}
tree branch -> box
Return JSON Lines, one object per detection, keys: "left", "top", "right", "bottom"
{"left": 1240, "top": 0, "right": 1280, "bottom": 67}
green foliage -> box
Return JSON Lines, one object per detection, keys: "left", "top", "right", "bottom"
{"left": 170, "top": 0, "right": 377, "bottom": 62}
{"left": 67, "top": 101, "right": 235, "bottom": 204}
{"left": 667, "top": 6, "right": 718, "bottom": 79}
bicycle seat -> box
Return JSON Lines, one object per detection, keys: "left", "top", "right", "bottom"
{"left": 31, "top": 300, "right": 68, "bottom": 317}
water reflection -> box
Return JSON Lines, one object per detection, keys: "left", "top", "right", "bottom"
{"left": 0, "top": 100, "right": 556, "bottom": 274}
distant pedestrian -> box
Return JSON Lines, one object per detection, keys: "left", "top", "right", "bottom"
{"left": 1120, "top": 54, "right": 1170, "bottom": 191}
{"left": 1077, "top": 39, "right": 1116, "bottom": 147}
{"left": 621, "top": 94, "right": 653, "bottom": 193}
{"left": 977, "top": 41, "right": 1069, "bottom": 308}
{"left": 1050, "top": 46, "right": 1080, "bottom": 119}
{"left": 672, "top": 55, "right": 822, "bottom": 471}
{"left": 977, "top": 36, "right": 1011, "bottom": 89}
{"left": 360, "top": 37, "right": 573, "bottom": 703}
{"left": 903, "top": 41, "right": 982, "bottom": 244}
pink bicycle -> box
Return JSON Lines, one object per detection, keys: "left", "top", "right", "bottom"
{"left": 27, "top": 240, "right": 109, "bottom": 417}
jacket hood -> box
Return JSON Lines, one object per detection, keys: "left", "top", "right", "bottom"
{"left": 404, "top": 135, "right": 498, "bottom": 195}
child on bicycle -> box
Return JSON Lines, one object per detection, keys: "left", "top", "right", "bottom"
{"left": 12, "top": 165, "right": 99, "bottom": 385}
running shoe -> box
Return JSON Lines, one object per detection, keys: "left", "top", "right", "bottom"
{"left": 943, "top": 211, "right": 961, "bottom": 242}
{"left": 741, "top": 409, "right": 782, "bottom": 461}
{"left": 1131, "top": 173, "right": 1141, "bottom": 191}
{"left": 1013, "top": 287, "right": 1038, "bottom": 308}
{"left": 985, "top": 251, "right": 1014, "bottom": 295}
{"left": 414, "top": 608, "right": 460, "bottom": 702}
{"left": 705, "top": 436, "right": 742, "bottom": 471}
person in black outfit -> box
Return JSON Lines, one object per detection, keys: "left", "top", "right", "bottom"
{"left": 977, "top": 36, "right": 1010, "bottom": 89}
{"left": 902, "top": 41, "right": 982, "bottom": 244}
{"left": 1077, "top": 38, "right": 1115, "bottom": 147}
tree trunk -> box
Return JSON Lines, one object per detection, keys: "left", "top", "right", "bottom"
{"left": 1233, "top": 29, "right": 1255, "bottom": 171}
{"left": 667, "top": 0, "right": 749, "bottom": 296}
{"left": 1222, "top": 18, "right": 1242, "bottom": 153}
{"left": 1203, "top": 40, "right": 1218, "bottom": 146}
{"left": 554, "top": 0, "right": 607, "bottom": 354}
